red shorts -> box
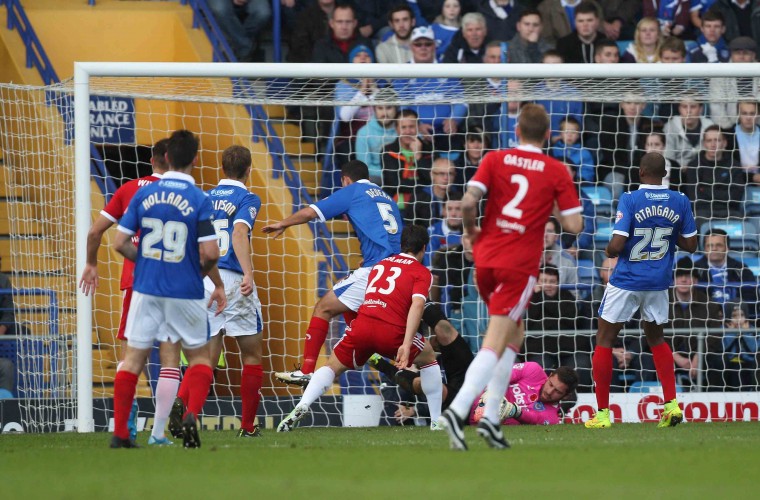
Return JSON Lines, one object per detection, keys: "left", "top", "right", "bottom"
{"left": 332, "top": 315, "right": 426, "bottom": 369}
{"left": 116, "top": 288, "right": 133, "bottom": 341}
{"left": 475, "top": 267, "right": 537, "bottom": 320}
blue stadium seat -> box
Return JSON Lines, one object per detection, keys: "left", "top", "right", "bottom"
{"left": 629, "top": 381, "right": 683, "bottom": 393}
{"left": 577, "top": 258, "right": 599, "bottom": 285}
{"left": 616, "top": 40, "right": 632, "bottom": 56}
{"left": 744, "top": 186, "right": 760, "bottom": 216}
{"left": 594, "top": 219, "right": 614, "bottom": 244}
{"left": 580, "top": 185, "right": 614, "bottom": 217}
{"left": 700, "top": 219, "right": 760, "bottom": 251}
{"left": 743, "top": 256, "right": 760, "bottom": 277}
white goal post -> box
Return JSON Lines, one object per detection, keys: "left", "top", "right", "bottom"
{"left": 61, "top": 61, "right": 760, "bottom": 432}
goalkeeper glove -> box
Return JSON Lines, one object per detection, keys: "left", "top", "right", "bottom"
{"left": 501, "top": 401, "right": 522, "bottom": 420}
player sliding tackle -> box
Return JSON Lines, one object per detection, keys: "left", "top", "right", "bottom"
{"left": 277, "top": 225, "right": 444, "bottom": 432}
{"left": 585, "top": 152, "right": 698, "bottom": 429}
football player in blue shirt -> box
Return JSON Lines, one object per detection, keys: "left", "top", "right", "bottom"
{"left": 586, "top": 152, "right": 698, "bottom": 430}
{"left": 263, "top": 160, "right": 402, "bottom": 387}
{"left": 111, "top": 129, "right": 226, "bottom": 449}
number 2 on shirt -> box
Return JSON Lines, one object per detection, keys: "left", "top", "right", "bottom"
{"left": 501, "top": 174, "right": 529, "bottom": 219}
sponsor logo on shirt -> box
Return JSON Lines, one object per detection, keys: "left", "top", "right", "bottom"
{"left": 534, "top": 401, "right": 545, "bottom": 411}
{"left": 363, "top": 298, "right": 387, "bottom": 308}
{"left": 214, "top": 189, "right": 235, "bottom": 196}
{"left": 249, "top": 207, "right": 257, "bottom": 220}
{"left": 160, "top": 180, "right": 188, "bottom": 190}
{"left": 645, "top": 191, "right": 670, "bottom": 201}
{"left": 615, "top": 210, "right": 624, "bottom": 223}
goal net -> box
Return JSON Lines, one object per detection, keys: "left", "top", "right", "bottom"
{"left": 1, "top": 62, "right": 759, "bottom": 432}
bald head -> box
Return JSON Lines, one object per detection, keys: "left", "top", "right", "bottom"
{"left": 638, "top": 152, "right": 666, "bottom": 183}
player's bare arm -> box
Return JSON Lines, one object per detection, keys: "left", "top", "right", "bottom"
{"left": 552, "top": 203, "right": 584, "bottom": 234}
{"left": 461, "top": 185, "right": 483, "bottom": 243}
{"left": 79, "top": 215, "right": 115, "bottom": 295}
{"left": 605, "top": 234, "right": 628, "bottom": 259}
{"left": 113, "top": 230, "right": 138, "bottom": 263}
{"left": 205, "top": 264, "right": 227, "bottom": 316}
{"left": 677, "top": 235, "right": 698, "bottom": 253}
{"left": 231, "top": 221, "right": 254, "bottom": 296}
{"left": 396, "top": 296, "right": 426, "bottom": 370}
{"left": 199, "top": 239, "right": 221, "bottom": 274}
{"left": 261, "top": 206, "right": 318, "bottom": 239}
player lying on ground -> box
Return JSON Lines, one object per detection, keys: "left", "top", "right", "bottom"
{"left": 110, "top": 129, "right": 226, "bottom": 449}
{"left": 585, "top": 152, "right": 698, "bottom": 429}
{"left": 263, "top": 160, "right": 402, "bottom": 387}
{"left": 79, "top": 138, "right": 183, "bottom": 446}
{"left": 277, "top": 225, "right": 444, "bottom": 432}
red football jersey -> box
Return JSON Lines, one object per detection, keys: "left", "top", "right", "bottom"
{"left": 359, "top": 253, "right": 432, "bottom": 328}
{"left": 101, "top": 174, "right": 161, "bottom": 290}
{"left": 469, "top": 145, "right": 581, "bottom": 273}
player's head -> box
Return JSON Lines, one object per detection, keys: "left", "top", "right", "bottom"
{"left": 541, "top": 366, "right": 578, "bottom": 404}
{"left": 151, "top": 138, "right": 170, "bottom": 174}
{"left": 638, "top": 152, "right": 666, "bottom": 184}
{"left": 401, "top": 224, "right": 429, "bottom": 258}
{"left": 516, "top": 103, "right": 550, "bottom": 146}
{"left": 704, "top": 228, "right": 729, "bottom": 266}
{"left": 222, "top": 145, "right": 252, "bottom": 180}
{"left": 166, "top": 129, "right": 199, "bottom": 171}
{"left": 340, "top": 160, "right": 370, "bottom": 185}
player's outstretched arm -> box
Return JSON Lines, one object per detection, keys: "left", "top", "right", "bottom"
{"left": 231, "top": 222, "right": 254, "bottom": 296}
{"left": 396, "top": 296, "right": 426, "bottom": 370}
{"left": 113, "top": 230, "right": 138, "bottom": 263}
{"left": 79, "top": 216, "right": 114, "bottom": 295}
{"left": 605, "top": 234, "right": 628, "bottom": 258}
{"left": 677, "top": 235, "right": 698, "bottom": 253}
{"left": 261, "top": 206, "right": 318, "bottom": 239}
{"left": 461, "top": 186, "right": 484, "bottom": 243}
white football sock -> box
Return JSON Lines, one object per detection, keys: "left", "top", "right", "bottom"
{"left": 483, "top": 347, "right": 517, "bottom": 424}
{"left": 420, "top": 362, "right": 443, "bottom": 423}
{"left": 447, "top": 348, "right": 499, "bottom": 420}
{"left": 151, "top": 367, "right": 181, "bottom": 439}
{"left": 299, "top": 366, "right": 336, "bottom": 408}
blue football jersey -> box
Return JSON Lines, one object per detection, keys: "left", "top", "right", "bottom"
{"left": 610, "top": 184, "right": 697, "bottom": 291}
{"left": 207, "top": 179, "right": 261, "bottom": 274}
{"left": 118, "top": 171, "right": 217, "bottom": 299}
{"left": 311, "top": 179, "right": 402, "bottom": 267}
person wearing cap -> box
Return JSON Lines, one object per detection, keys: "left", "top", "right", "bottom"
{"left": 443, "top": 12, "right": 491, "bottom": 64}
{"left": 709, "top": 36, "right": 760, "bottom": 128}
{"left": 392, "top": 26, "right": 468, "bottom": 146}
{"left": 376, "top": 4, "right": 416, "bottom": 64}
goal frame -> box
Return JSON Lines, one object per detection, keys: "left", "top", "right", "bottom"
{"left": 73, "top": 61, "right": 760, "bottom": 432}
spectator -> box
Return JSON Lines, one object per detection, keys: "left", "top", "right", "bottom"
{"left": 403, "top": 157, "right": 457, "bottom": 227}
{"left": 709, "top": 37, "right": 760, "bottom": 128}
{"left": 524, "top": 265, "right": 593, "bottom": 391}
{"left": 655, "top": 37, "right": 692, "bottom": 119}
{"left": 475, "top": 0, "right": 525, "bottom": 43}
{"left": 535, "top": 51, "right": 584, "bottom": 140}
{"left": 496, "top": 79, "right": 523, "bottom": 150}
{"left": 207, "top": 0, "right": 272, "bottom": 62}
{"left": 722, "top": 101, "right": 760, "bottom": 183}
{"left": 582, "top": 39, "right": 620, "bottom": 120}
{"left": 354, "top": 0, "right": 398, "bottom": 41}
{"left": 660, "top": 35, "right": 688, "bottom": 63}
{"left": 556, "top": 1, "right": 609, "bottom": 63}
{"left": 549, "top": 116, "right": 595, "bottom": 184}
{"left": 643, "top": 0, "right": 689, "bottom": 38}
{"left": 508, "top": 9, "right": 554, "bottom": 63}
{"left": 431, "top": 0, "right": 463, "bottom": 60}
{"left": 684, "top": 126, "right": 747, "bottom": 221}
{"left": 355, "top": 88, "right": 399, "bottom": 185}
{"left": 454, "top": 126, "right": 489, "bottom": 187}
{"left": 537, "top": 0, "right": 581, "bottom": 45}
{"left": 600, "top": 0, "right": 640, "bottom": 40}
{"left": 690, "top": 0, "right": 718, "bottom": 32}
{"left": 541, "top": 218, "right": 579, "bottom": 290}
{"left": 382, "top": 108, "right": 433, "bottom": 205}
{"left": 693, "top": 228, "right": 756, "bottom": 304}
{"left": 706, "top": 303, "right": 760, "bottom": 390}
{"left": 621, "top": 17, "right": 664, "bottom": 63}
{"left": 688, "top": 9, "right": 730, "bottom": 62}
{"left": 393, "top": 26, "right": 468, "bottom": 151}
{"left": 425, "top": 193, "right": 463, "bottom": 266}
{"left": 375, "top": 4, "right": 416, "bottom": 64}
{"left": 629, "top": 131, "right": 683, "bottom": 190}
{"left": 465, "top": 41, "right": 509, "bottom": 142}
{"left": 708, "top": 0, "right": 760, "bottom": 43}
{"left": 311, "top": 4, "right": 372, "bottom": 64}
{"left": 287, "top": 0, "right": 335, "bottom": 63}
{"left": 663, "top": 94, "right": 714, "bottom": 168}
{"left": 443, "top": 12, "right": 490, "bottom": 64}
{"left": 429, "top": 223, "right": 470, "bottom": 316}
{"left": 594, "top": 36, "right": 620, "bottom": 62}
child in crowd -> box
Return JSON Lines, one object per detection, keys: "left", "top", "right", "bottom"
{"left": 549, "top": 116, "right": 595, "bottom": 183}
{"left": 431, "top": 0, "right": 462, "bottom": 61}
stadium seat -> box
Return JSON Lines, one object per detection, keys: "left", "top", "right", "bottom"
{"left": 580, "top": 185, "right": 614, "bottom": 217}
{"left": 594, "top": 219, "right": 614, "bottom": 244}
{"left": 577, "top": 258, "right": 598, "bottom": 285}
{"left": 616, "top": 40, "right": 632, "bottom": 56}
{"left": 628, "top": 381, "right": 683, "bottom": 393}
{"left": 744, "top": 186, "right": 760, "bottom": 216}
{"left": 742, "top": 255, "right": 760, "bottom": 277}
{"left": 700, "top": 219, "right": 760, "bottom": 251}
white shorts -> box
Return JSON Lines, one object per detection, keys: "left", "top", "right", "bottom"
{"left": 204, "top": 269, "right": 263, "bottom": 337}
{"left": 598, "top": 284, "right": 669, "bottom": 325}
{"left": 332, "top": 266, "right": 371, "bottom": 312}
{"left": 123, "top": 291, "right": 209, "bottom": 350}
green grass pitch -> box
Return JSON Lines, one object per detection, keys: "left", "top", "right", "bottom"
{"left": 2, "top": 423, "right": 756, "bottom": 498}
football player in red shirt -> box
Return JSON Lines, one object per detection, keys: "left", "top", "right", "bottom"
{"left": 439, "top": 104, "right": 584, "bottom": 450}
{"left": 79, "top": 139, "right": 181, "bottom": 445}
{"left": 276, "top": 225, "right": 444, "bottom": 432}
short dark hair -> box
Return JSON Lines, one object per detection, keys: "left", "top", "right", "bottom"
{"left": 401, "top": 224, "right": 429, "bottom": 254}
{"left": 639, "top": 152, "right": 666, "bottom": 179}
{"left": 554, "top": 366, "right": 579, "bottom": 395}
{"left": 576, "top": 0, "right": 601, "bottom": 19}
{"left": 341, "top": 160, "right": 369, "bottom": 181}
{"left": 675, "top": 257, "right": 698, "bottom": 278}
{"left": 167, "top": 129, "right": 199, "bottom": 169}
{"left": 705, "top": 227, "right": 730, "bottom": 248}
{"left": 703, "top": 124, "right": 723, "bottom": 138}
{"left": 542, "top": 49, "right": 563, "bottom": 62}
{"left": 518, "top": 8, "right": 542, "bottom": 22}
{"left": 546, "top": 216, "right": 561, "bottom": 234}
{"left": 222, "top": 145, "right": 252, "bottom": 179}
{"left": 560, "top": 116, "right": 582, "bottom": 129}
{"left": 518, "top": 103, "right": 550, "bottom": 143}
{"left": 595, "top": 39, "right": 619, "bottom": 52}
{"left": 398, "top": 108, "right": 419, "bottom": 120}
{"left": 445, "top": 190, "right": 463, "bottom": 203}
{"left": 151, "top": 138, "right": 170, "bottom": 169}
{"left": 540, "top": 264, "right": 560, "bottom": 279}
{"left": 702, "top": 9, "right": 725, "bottom": 25}
{"left": 660, "top": 36, "right": 686, "bottom": 56}
{"left": 388, "top": 4, "right": 414, "bottom": 23}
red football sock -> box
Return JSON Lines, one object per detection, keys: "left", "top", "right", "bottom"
{"left": 302, "top": 317, "right": 329, "bottom": 374}
{"left": 592, "top": 345, "right": 613, "bottom": 410}
{"left": 241, "top": 364, "right": 264, "bottom": 432}
{"left": 184, "top": 364, "right": 214, "bottom": 416}
{"left": 651, "top": 342, "right": 677, "bottom": 402}
{"left": 177, "top": 374, "right": 189, "bottom": 405}
{"left": 113, "top": 371, "right": 138, "bottom": 440}
{"left": 342, "top": 310, "right": 358, "bottom": 326}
